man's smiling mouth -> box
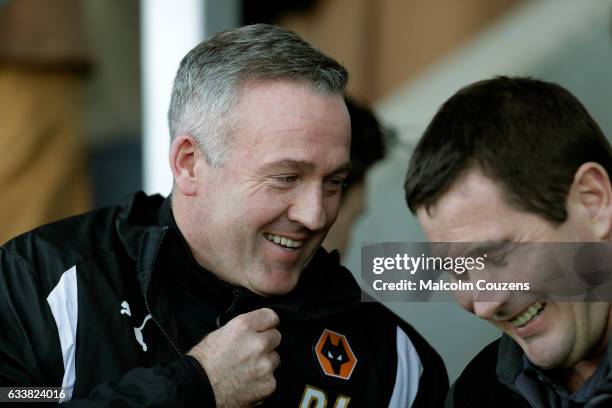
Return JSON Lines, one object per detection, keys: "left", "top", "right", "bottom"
{"left": 264, "top": 233, "right": 304, "bottom": 249}
{"left": 509, "top": 301, "right": 546, "bottom": 327}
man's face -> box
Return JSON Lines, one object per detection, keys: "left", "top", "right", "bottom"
{"left": 189, "top": 81, "right": 350, "bottom": 296}
{"left": 417, "top": 168, "right": 610, "bottom": 369}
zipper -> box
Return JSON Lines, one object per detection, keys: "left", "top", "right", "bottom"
{"left": 143, "top": 226, "right": 182, "bottom": 357}
{"left": 216, "top": 288, "right": 241, "bottom": 328}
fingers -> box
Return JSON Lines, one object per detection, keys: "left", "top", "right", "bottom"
{"left": 253, "top": 350, "right": 280, "bottom": 379}
{"left": 230, "top": 308, "right": 279, "bottom": 333}
{"left": 252, "top": 308, "right": 280, "bottom": 332}
{"left": 258, "top": 327, "right": 282, "bottom": 350}
{"left": 268, "top": 350, "right": 281, "bottom": 371}
{"left": 253, "top": 376, "right": 277, "bottom": 406}
{"left": 187, "top": 308, "right": 281, "bottom": 407}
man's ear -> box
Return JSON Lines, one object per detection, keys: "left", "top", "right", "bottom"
{"left": 567, "top": 162, "right": 612, "bottom": 240}
{"left": 169, "top": 134, "right": 200, "bottom": 196}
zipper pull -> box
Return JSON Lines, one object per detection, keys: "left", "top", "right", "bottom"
{"left": 216, "top": 288, "right": 240, "bottom": 328}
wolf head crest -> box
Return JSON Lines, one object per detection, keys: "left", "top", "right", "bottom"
{"left": 314, "top": 329, "right": 357, "bottom": 380}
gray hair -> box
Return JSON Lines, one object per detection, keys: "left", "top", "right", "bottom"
{"left": 168, "top": 24, "right": 349, "bottom": 166}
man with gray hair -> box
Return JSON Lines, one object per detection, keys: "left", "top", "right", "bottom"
{"left": 0, "top": 24, "right": 446, "bottom": 406}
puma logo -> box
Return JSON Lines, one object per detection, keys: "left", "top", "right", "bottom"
{"left": 134, "top": 315, "right": 152, "bottom": 352}
{"left": 120, "top": 301, "right": 131, "bottom": 316}
{"left": 120, "top": 300, "right": 153, "bottom": 352}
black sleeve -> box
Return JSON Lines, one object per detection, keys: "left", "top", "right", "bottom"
{"left": 398, "top": 321, "right": 449, "bottom": 408}
{"left": 60, "top": 356, "right": 216, "bottom": 407}
{"left": 0, "top": 249, "right": 215, "bottom": 407}
{"left": 0, "top": 248, "right": 65, "bottom": 387}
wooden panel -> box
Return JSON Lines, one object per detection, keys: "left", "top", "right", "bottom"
{"left": 280, "top": 0, "right": 525, "bottom": 103}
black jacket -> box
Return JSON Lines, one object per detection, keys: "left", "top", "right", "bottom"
{"left": 446, "top": 336, "right": 612, "bottom": 408}
{"left": 445, "top": 338, "right": 529, "bottom": 408}
{"left": 0, "top": 192, "right": 448, "bottom": 407}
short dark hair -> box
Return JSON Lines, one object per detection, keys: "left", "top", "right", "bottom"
{"left": 344, "top": 96, "right": 390, "bottom": 191}
{"left": 404, "top": 76, "right": 612, "bottom": 223}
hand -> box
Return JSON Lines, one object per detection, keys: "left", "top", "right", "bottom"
{"left": 188, "top": 308, "right": 281, "bottom": 407}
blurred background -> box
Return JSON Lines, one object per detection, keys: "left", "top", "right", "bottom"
{"left": 1, "top": 0, "right": 611, "bottom": 381}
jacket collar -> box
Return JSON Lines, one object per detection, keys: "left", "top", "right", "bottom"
{"left": 115, "top": 192, "right": 362, "bottom": 321}
{"left": 497, "top": 335, "right": 527, "bottom": 391}
{"left": 497, "top": 333, "right": 612, "bottom": 396}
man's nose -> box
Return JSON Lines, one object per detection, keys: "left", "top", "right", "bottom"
{"left": 470, "top": 279, "right": 513, "bottom": 320}
{"left": 472, "top": 301, "right": 505, "bottom": 320}
{"left": 287, "top": 184, "right": 327, "bottom": 231}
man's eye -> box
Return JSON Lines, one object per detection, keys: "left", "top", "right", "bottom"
{"left": 324, "top": 178, "right": 346, "bottom": 192}
{"left": 273, "top": 175, "right": 297, "bottom": 184}
{"left": 449, "top": 270, "right": 470, "bottom": 281}
{"left": 485, "top": 253, "right": 508, "bottom": 267}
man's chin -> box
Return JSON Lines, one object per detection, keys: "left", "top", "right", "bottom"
{"left": 519, "top": 337, "right": 567, "bottom": 369}
{"left": 249, "top": 270, "right": 302, "bottom": 297}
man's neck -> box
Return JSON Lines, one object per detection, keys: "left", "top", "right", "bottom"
{"left": 564, "top": 308, "right": 612, "bottom": 392}
{"left": 565, "top": 351, "right": 606, "bottom": 393}
{"left": 171, "top": 197, "right": 247, "bottom": 290}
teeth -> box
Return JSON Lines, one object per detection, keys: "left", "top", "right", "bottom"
{"left": 510, "top": 302, "right": 545, "bottom": 327}
{"left": 264, "top": 233, "right": 303, "bottom": 249}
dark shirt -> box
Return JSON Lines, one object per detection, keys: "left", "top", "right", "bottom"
{"left": 504, "top": 337, "right": 612, "bottom": 408}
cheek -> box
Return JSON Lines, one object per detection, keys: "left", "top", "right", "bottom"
{"left": 249, "top": 196, "right": 294, "bottom": 227}
{"left": 543, "top": 304, "right": 577, "bottom": 342}
{"left": 247, "top": 187, "right": 289, "bottom": 210}
{"left": 324, "top": 196, "right": 342, "bottom": 224}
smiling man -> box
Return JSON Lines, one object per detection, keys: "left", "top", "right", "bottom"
{"left": 171, "top": 79, "right": 351, "bottom": 297}
{"left": 0, "top": 25, "right": 447, "bottom": 406}
{"left": 405, "top": 76, "right": 612, "bottom": 407}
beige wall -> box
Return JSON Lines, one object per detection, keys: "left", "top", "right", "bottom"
{"left": 280, "top": 0, "right": 524, "bottom": 103}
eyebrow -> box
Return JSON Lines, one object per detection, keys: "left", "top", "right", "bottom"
{"left": 462, "top": 240, "right": 514, "bottom": 258}
{"left": 260, "top": 159, "right": 352, "bottom": 175}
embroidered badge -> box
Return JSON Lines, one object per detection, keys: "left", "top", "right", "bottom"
{"left": 314, "top": 329, "right": 357, "bottom": 380}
